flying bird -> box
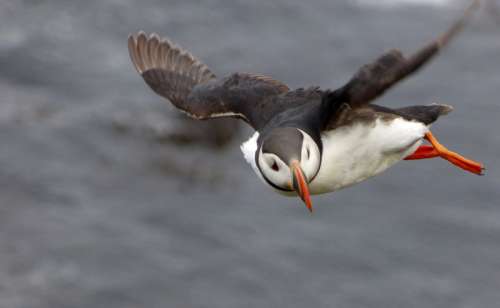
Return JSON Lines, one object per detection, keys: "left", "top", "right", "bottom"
{"left": 128, "top": 0, "right": 483, "bottom": 212}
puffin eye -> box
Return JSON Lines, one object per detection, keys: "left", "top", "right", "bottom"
{"left": 271, "top": 161, "right": 279, "bottom": 172}
{"left": 306, "top": 148, "right": 310, "bottom": 159}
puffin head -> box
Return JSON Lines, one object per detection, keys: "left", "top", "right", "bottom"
{"left": 256, "top": 127, "right": 321, "bottom": 212}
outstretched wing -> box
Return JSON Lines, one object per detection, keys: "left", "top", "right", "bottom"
{"left": 334, "top": 0, "right": 479, "bottom": 108}
{"left": 128, "top": 32, "right": 289, "bottom": 129}
{"left": 128, "top": 32, "right": 216, "bottom": 107}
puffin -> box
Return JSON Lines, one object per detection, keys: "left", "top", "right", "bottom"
{"left": 128, "top": 0, "right": 483, "bottom": 212}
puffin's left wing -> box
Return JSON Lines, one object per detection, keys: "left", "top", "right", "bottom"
{"left": 336, "top": 0, "right": 479, "bottom": 108}
{"left": 128, "top": 32, "right": 290, "bottom": 130}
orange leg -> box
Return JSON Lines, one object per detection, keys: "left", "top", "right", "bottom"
{"left": 405, "top": 132, "right": 484, "bottom": 175}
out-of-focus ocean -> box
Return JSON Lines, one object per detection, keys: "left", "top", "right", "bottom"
{"left": 1, "top": 0, "right": 499, "bottom": 307}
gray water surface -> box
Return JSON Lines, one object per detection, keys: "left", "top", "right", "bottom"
{"left": 1, "top": 1, "right": 500, "bottom": 307}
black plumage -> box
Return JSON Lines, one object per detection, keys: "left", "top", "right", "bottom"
{"left": 128, "top": 0, "right": 479, "bottom": 141}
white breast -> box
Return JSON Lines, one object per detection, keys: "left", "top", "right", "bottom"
{"left": 240, "top": 118, "right": 428, "bottom": 195}
{"left": 309, "top": 118, "right": 428, "bottom": 194}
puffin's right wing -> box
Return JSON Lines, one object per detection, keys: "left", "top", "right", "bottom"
{"left": 335, "top": 0, "right": 480, "bottom": 108}
{"left": 128, "top": 32, "right": 289, "bottom": 130}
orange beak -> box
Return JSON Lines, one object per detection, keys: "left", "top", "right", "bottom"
{"left": 290, "top": 160, "right": 313, "bottom": 213}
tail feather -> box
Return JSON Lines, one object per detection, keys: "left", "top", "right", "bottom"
{"left": 395, "top": 103, "right": 454, "bottom": 125}
{"left": 432, "top": 103, "right": 454, "bottom": 116}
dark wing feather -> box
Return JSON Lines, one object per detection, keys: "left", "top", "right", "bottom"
{"left": 187, "top": 73, "right": 291, "bottom": 128}
{"left": 128, "top": 32, "right": 290, "bottom": 129}
{"left": 338, "top": 0, "right": 479, "bottom": 107}
{"left": 129, "top": 32, "right": 216, "bottom": 113}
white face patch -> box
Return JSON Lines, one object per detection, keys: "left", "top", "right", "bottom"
{"left": 258, "top": 148, "right": 293, "bottom": 190}
{"left": 298, "top": 129, "right": 321, "bottom": 182}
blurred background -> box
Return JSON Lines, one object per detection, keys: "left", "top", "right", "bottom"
{"left": 1, "top": 0, "right": 499, "bottom": 307}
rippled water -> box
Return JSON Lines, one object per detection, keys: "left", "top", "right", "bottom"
{"left": 1, "top": 1, "right": 500, "bottom": 307}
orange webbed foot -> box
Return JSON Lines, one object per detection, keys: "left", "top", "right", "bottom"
{"left": 424, "top": 132, "right": 485, "bottom": 175}
{"left": 405, "top": 132, "right": 485, "bottom": 175}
